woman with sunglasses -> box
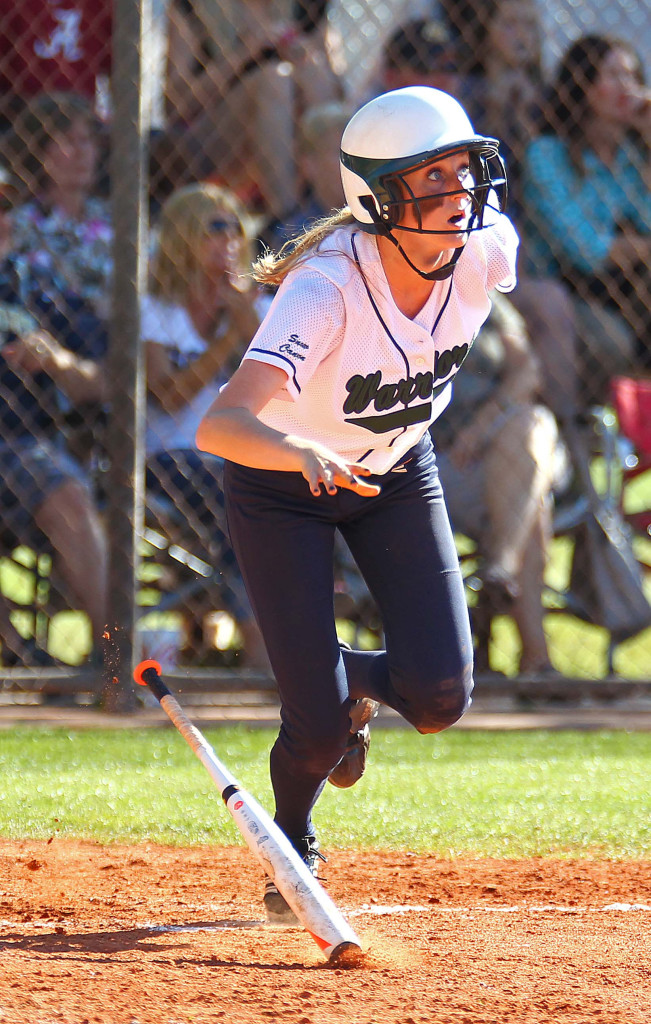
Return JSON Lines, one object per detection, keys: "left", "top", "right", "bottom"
{"left": 196, "top": 87, "right": 518, "bottom": 918}
{"left": 143, "top": 182, "right": 268, "bottom": 669}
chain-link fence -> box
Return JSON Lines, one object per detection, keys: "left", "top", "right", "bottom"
{"left": 0, "top": 0, "right": 649, "bottom": 705}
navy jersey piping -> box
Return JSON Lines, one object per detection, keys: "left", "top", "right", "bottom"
{"left": 351, "top": 232, "right": 411, "bottom": 380}
{"left": 351, "top": 230, "right": 412, "bottom": 448}
{"left": 429, "top": 276, "right": 454, "bottom": 339}
{"left": 249, "top": 347, "right": 302, "bottom": 393}
{"left": 350, "top": 231, "right": 455, "bottom": 448}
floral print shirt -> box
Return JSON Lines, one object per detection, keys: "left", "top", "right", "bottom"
{"left": 11, "top": 196, "right": 112, "bottom": 318}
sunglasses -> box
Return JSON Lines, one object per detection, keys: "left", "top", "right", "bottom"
{"left": 207, "top": 217, "right": 243, "bottom": 235}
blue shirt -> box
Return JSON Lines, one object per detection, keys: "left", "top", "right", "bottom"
{"left": 521, "top": 134, "right": 651, "bottom": 276}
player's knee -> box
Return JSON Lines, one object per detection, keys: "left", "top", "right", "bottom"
{"left": 409, "top": 662, "right": 474, "bottom": 734}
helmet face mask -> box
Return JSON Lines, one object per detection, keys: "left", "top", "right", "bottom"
{"left": 340, "top": 87, "right": 508, "bottom": 237}
{"left": 342, "top": 142, "right": 507, "bottom": 235}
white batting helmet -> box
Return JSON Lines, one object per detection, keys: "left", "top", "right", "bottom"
{"left": 340, "top": 86, "right": 507, "bottom": 234}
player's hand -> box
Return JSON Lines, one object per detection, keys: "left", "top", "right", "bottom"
{"left": 296, "top": 443, "right": 381, "bottom": 498}
{"left": 336, "top": 462, "right": 382, "bottom": 497}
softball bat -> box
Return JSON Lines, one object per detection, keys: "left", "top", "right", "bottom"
{"left": 133, "top": 659, "right": 362, "bottom": 964}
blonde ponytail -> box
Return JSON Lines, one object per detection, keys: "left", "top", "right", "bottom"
{"left": 252, "top": 208, "right": 355, "bottom": 287}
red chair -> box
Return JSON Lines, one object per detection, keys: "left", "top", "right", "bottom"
{"left": 610, "top": 375, "right": 651, "bottom": 542}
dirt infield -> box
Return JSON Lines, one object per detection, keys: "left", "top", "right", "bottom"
{"left": 1, "top": 841, "right": 650, "bottom": 1024}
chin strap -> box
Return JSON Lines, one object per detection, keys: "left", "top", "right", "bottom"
{"left": 382, "top": 229, "right": 462, "bottom": 281}
{"left": 359, "top": 195, "right": 467, "bottom": 281}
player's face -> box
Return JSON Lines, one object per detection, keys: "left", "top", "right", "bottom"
{"left": 396, "top": 151, "right": 475, "bottom": 246}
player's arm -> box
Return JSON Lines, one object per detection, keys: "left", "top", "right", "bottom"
{"left": 196, "top": 359, "right": 379, "bottom": 497}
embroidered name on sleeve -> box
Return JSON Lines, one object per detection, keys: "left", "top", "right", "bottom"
{"left": 278, "top": 334, "right": 309, "bottom": 361}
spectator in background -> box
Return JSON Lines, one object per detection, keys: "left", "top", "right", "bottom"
{"left": 433, "top": 291, "right": 561, "bottom": 679}
{"left": 0, "top": 175, "right": 108, "bottom": 668}
{"left": 373, "top": 6, "right": 543, "bottom": 220}
{"left": 0, "top": 1, "right": 112, "bottom": 130}
{"left": 8, "top": 91, "right": 112, "bottom": 324}
{"left": 514, "top": 35, "right": 651, "bottom": 418}
{"left": 453, "top": 0, "right": 545, "bottom": 221}
{"left": 263, "top": 101, "right": 351, "bottom": 251}
{"left": 143, "top": 182, "right": 268, "bottom": 669}
{"left": 155, "top": 0, "right": 342, "bottom": 224}
{"left": 380, "top": 18, "right": 461, "bottom": 97}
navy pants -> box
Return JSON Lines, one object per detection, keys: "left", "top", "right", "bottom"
{"left": 223, "top": 435, "right": 473, "bottom": 841}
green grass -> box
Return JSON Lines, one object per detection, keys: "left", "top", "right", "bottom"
{"left": 1, "top": 728, "right": 649, "bottom": 858}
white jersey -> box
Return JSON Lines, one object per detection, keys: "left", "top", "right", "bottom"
{"left": 243, "top": 218, "right": 518, "bottom": 475}
{"left": 141, "top": 294, "right": 222, "bottom": 455}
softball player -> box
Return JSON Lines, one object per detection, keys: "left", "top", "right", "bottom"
{"left": 197, "top": 87, "right": 518, "bottom": 921}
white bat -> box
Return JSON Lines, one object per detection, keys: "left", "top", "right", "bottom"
{"left": 134, "top": 660, "right": 362, "bottom": 964}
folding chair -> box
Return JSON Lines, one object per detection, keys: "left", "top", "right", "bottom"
{"left": 0, "top": 528, "right": 61, "bottom": 667}
{"left": 610, "top": 376, "right": 651, "bottom": 546}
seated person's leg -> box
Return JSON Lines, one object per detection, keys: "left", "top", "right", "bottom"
{"left": 0, "top": 439, "right": 107, "bottom": 664}
{"left": 438, "top": 404, "right": 558, "bottom": 674}
{"left": 510, "top": 277, "right": 581, "bottom": 421}
{"left": 571, "top": 298, "right": 636, "bottom": 407}
{"left": 514, "top": 504, "right": 555, "bottom": 674}
{"left": 33, "top": 476, "right": 108, "bottom": 649}
{"left": 482, "top": 405, "right": 557, "bottom": 584}
{"left": 488, "top": 406, "right": 558, "bottom": 674}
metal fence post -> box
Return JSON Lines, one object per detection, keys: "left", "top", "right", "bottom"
{"left": 103, "top": 0, "right": 150, "bottom": 711}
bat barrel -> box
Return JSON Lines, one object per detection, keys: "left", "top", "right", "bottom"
{"left": 329, "top": 940, "right": 364, "bottom": 966}
{"left": 132, "top": 661, "right": 363, "bottom": 963}
{"left": 223, "top": 786, "right": 362, "bottom": 960}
